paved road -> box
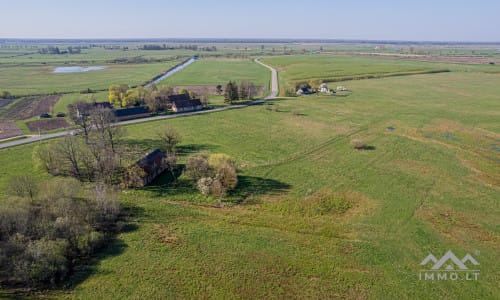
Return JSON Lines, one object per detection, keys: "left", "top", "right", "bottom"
{"left": 0, "top": 59, "right": 279, "bottom": 149}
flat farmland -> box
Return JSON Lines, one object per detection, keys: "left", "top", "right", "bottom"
{"left": 1, "top": 68, "right": 498, "bottom": 298}
{"left": 0, "top": 61, "right": 182, "bottom": 96}
{"left": 159, "top": 58, "right": 271, "bottom": 91}
{"left": 261, "top": 54, "right": 455, "bottom": 93}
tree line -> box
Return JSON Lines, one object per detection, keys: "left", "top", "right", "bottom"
{"left": 38, "top": 46, "right": 82, "bottom": 55}
{"left": 106, "top": 84, "right": 208, "bottom": 111}
{"left": 223, "top": 80, "right": 259, "bottom": 104}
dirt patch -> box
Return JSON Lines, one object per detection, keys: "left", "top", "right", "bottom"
{"left": 417, "top": 205, "right": 499, "bottom": 249}
{"left": 0, "top": 122, "right": 23, "bottom": 139}
{"left": 153, "top": 224, "right": 179, "bottom": 245}
{"left": 26, "top": 118, "right": 69, "bottom": 132}
{"left": 173, "top": 85, "right": 266, "bottom": 96}
{"left": 456, "top": 154, "right": 500, "bottom": 189}
{"left": 0, "top": 95, "right": 61, "bottom": 121}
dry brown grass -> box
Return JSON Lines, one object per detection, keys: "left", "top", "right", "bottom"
{"left": 417, "top": 205, "right": 499, "bottom": 249}
{"left": 153, "top": 224, "right": 179, "bottom": 245}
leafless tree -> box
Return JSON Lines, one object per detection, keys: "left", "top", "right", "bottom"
{"left": 57, "top": 135, "right": 83, "bottom": 179}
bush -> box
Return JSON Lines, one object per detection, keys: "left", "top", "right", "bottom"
{"left": 185, "top": 153, "right": 238, "bottom": 199}
{"left": 351, "top": 139, "right": 367, "bottom": 150}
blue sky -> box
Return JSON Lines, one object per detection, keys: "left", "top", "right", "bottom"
{"left": 1, "top": 0, "right": 498, "bottom": 41}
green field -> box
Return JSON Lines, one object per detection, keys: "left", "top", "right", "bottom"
{"left": 261, "top": 54, "right": 500, "bottom": 95}
{"left": 0, "top": 61, "right": 184, "bottom": 96}
{"left": 1, "top": 62, "right": 499, "bottom": 298}
{"left": 159, "top": 58, "right": 271, "bottom": 88}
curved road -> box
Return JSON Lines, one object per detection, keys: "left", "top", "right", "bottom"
{"left": 0, "top": 58, "right": 278, "bottom": 149}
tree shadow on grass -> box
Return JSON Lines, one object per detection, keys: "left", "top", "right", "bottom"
{"left": 139, "top": 166, "right": 291, "bottom": 206}
{"left": 124, "top": 139, "right": 217, "bottom": 157}
{"left": 61, "top": 202, "right": 145, "bottom": 290}
{"left": 140, "top": 164, "right": 196, "bottom": 198}
{"left": 229, "top": 175, "right": 292, "bottom": 204}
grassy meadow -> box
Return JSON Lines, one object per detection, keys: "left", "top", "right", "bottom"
{"left": 0, "top": 62, "right": 183, "bottom": 96}
{"left": 0, "top": 64, "right": 499, "bottom": 298}
{"left": 158, "top": 58, "right": 271, "bottom": 88}
{"left": 261, "top": 54, "right": 500, "bottom": 95}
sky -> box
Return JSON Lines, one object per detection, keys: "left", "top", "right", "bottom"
{"left": 0, "top": 0, "right": 499, "bottom": 42}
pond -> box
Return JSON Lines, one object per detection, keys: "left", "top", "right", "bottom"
{"left": 53, "top": 66, "right": 107, "bottom": 73}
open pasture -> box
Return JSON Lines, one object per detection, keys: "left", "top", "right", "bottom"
{"left": 0, "top": 68, "right": 498, "bottom": 298}
{"left": 158, "top": 58, "right": 271, "bottom": 91}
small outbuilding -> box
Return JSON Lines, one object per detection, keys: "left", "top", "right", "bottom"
{"left": 122, "top": 149, "right": 167, "bottom": 188}
{"left": 319, "top": 83, "right": 330, "bottom": 93}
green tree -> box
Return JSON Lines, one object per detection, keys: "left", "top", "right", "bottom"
{"left": 224, "top": 81, "right": 239, "bottom": 104}
{"left": 215, "top": 85, "right": 223, "bottom": 95}
{"left": 1, "top": 90, "right": 11, "bottom": 98}
{"left": 108, "top": 84, "right": 129, "bottom": 107}
{"left": 121, "top": 89, "right": 138, "bottom": 108}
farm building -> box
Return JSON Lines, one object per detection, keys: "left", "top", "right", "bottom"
{"left": 137, "top": 149, "right": 167, "bottom": 186}
{"left": 114, "top": 106, "right": 150, "bottom": 121}
{"left": 319, "top": 83, "right": 330, "bottom": 93}
{"left": 122, "top": 149, "right": 167, "bottom": 188}
{"left": 172, "top": 99, "right": 203, "bottom": 113}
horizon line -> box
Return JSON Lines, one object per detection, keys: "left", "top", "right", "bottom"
{"left": 1, "top": 37, "right": 500, "bottom": 45}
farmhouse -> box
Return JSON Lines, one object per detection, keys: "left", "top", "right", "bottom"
{"left": 172, "top": 98, "right": 203, "bottom": 113}
{"left": 114, "top": 106, "right": 150, "bottom": 121}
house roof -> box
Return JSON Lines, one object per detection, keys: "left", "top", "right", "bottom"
{"left": 114, "top": 106, "right": 149, "bottom": 117}
{"left": 168, "top": 94, "right": 190, "bottom": 102}
{"left": 172, "top": 99, "right": 202, "bottom": 109}
{"left": 93, "top": 102, "right": 113, "bottom": 109}
{"left": 137, "top": 149, "right": 165, "bottom": 175}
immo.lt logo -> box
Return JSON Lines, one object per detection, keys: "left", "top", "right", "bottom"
{"left": 419, "top": 250, "right": 480, "bottom": 281}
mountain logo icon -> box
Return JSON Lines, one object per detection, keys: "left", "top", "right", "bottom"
{"left": 420, "top": 251, "right": 479, "bottom": 270}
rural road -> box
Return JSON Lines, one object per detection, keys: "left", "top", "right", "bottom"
{"left": 0, "top": 58, "right": 279, "bottom": 149}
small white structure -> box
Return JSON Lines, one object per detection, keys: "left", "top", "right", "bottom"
{"left": 319, "top": 83, "right": 330, "bottom": 93}
{"left": 336, "top": 86, "right": 347, "bottom": 91}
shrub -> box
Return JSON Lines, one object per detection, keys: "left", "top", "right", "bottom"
{"left": 185, "top": 153, "right": 238, "bottom": 199}
{"left": 0, "top": 178, "right": 120, "bottom": 287}
{"left": 351, "top": 139, "right": 367, "bottom": 150}
{"left": 7, "top": 175, "right": 38, "bottom": 200}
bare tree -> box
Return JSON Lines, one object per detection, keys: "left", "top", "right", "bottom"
{"left": 158, "top": 126, "right": 182, "bottom": 156}
{"left": 57, "top": 135, "right": 83, "bottom": 179}
{"left": 7, "top": 175, "right": 38, "bottom": 201}
{"left": 68, "top": 101, "right": 93, "bottom": 142}
{"left": 34, "top": 143, "right": 61, "bottom": 176}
